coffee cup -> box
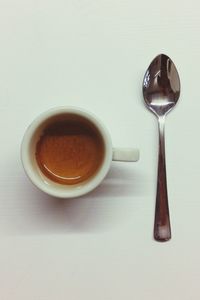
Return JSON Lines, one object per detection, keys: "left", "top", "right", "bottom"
{"left": 21, "top": 107, "right": 139, "bottom": 198}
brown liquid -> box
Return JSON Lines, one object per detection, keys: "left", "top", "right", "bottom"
{"left": 35, "top": 116, "right": 104, "bottom": 185}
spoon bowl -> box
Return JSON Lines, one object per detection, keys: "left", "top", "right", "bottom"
{"left": 143, "top": 54, "right": 180, "bottom": 117}
{"left": 142, "top": 54, "right": 180, "bottom": 241}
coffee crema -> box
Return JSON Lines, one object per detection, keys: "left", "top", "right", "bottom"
{"left": 35, "top": 116, "right": 105, "bottom": 185}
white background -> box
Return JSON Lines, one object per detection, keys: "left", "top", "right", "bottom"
{"left": 0, "top": 0, "right": 200, "bottom": 299}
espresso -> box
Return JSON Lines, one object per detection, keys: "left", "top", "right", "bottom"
{"left": 35, "top": 115, "right": 104, "bottom": 185}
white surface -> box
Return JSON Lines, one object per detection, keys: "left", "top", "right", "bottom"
{"left": 0, "top": 0, "right": 200, "bottom": 299}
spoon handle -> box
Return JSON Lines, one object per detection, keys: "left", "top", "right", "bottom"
{"left": 154, "top": 116, "right": 171, "bottom": 242}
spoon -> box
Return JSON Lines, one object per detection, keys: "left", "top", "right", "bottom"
{"left": 142, "top": 54, "right": 180, "bottom": 241}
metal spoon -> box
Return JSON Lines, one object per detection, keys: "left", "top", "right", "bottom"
{"left": 143, "top": 54, "right": 180, "bottom": 241}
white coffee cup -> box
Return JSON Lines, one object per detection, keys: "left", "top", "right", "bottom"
{"left": 21, "top": 107, "right": 139, "bottom": 198}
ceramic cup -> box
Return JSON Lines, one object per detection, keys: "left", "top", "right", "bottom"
{"left": 21, "top": 107, "right": 139, "bottom": 198}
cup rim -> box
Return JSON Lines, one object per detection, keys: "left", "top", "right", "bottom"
{"left": 21, "top": 106, "right": 113, "bottom": 198}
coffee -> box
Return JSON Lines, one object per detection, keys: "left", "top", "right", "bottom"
{"left": 35, "top": 114, "right": 105, "bottom": 185}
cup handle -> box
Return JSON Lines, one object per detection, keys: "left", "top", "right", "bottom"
{"left": 112, "top": 148, "right": 139, "bottom": 162}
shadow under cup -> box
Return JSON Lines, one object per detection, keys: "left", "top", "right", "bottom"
{"left": 21, "top": 108, "right": 113, "bottom": 198}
